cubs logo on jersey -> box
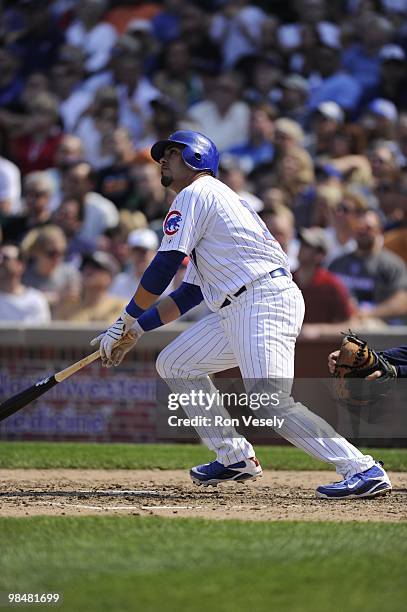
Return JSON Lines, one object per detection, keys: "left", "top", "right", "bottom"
{"left": 163, "top": 210, "right": 182, "bottom": 236}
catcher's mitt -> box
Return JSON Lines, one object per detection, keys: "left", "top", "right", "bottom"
{"left": 333, "top": 331, "right": 397, "bottom": 407}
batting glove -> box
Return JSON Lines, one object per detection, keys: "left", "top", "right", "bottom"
{"left": 103, "top": 321, "right": 144, "bottom": 368}
{"left": 90, "top": 309, "right": 137, "bottom": 361}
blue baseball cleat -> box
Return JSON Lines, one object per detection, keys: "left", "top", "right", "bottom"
{"left": 190, "top": 457, "right": 262, "bottom": 487}
{"left": 316, "top": 462, "right": 392, "bottom": 499}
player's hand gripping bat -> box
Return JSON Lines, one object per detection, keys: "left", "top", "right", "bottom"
{"left": 0, "top": 349, "right": 102, "bottom": 423}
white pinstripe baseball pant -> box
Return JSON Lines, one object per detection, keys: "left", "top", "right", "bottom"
{"left": 156, "top": 274, "right": 374, "bottom": 479}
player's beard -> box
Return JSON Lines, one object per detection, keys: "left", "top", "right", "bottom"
{"left": 161, "top": 174, "right": 173, "bottom": 187}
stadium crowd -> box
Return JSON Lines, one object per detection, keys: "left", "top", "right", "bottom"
{"left": 0, "top": 0, "right": 406, "bottom": 335}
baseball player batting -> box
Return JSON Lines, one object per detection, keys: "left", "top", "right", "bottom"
{"left": 91, "top": 130, "right": 391, "bottom": 499}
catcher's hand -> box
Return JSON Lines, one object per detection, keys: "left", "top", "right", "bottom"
{"left": 332, "top": 331, "right": 397, "bottom": 406}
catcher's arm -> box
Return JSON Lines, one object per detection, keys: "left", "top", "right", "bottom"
{"left": 328, "top": 339, "right": 398, "bottom": 379}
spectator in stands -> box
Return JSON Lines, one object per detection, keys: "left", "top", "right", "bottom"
{"left": 4, "top": 0, "right": 64, "bottom": 76}
{"left": 259, "top": 204, "right": 299, "bottom": 271}
{"left": 51, "top": 45, "right": 92, "bottom": 133}
{"left": 54, "top": 251, "right": 125, "bottom": 322}
{"left": 0, "top": 243, "right": 50, "bottom": 323}
{"left": 179, "top": 3, "right": 222, "bottom": 75}
{"left": 397, "top": 113, "right": 407, "bottom": 166}
{"left": 152, "top": 0, "right": 183, "bottom": 44}
{"left": 11, "top": 92, "right": 62, "bottom": 175}
{"left": 21, "top": 224, "right": 81, "bottom": 312}
{"left": 286, "top": 23, "right": 322, "bottom": 78}
{"left": 52, "top": 197, "right": 94, "bottom": 267}
{"left": 66, "top": 0, "right": 117, "bottom": 73}
{"left": 0, "top": 135, "right": 21, "bottom": 214}
{"left": 244, "top": 56, "right": 282, "bottom": 107}
{"left": 293, "top": 227, "right": 354, "bottom": 328}
{"left": 258, "top": 15, "right": 281, "bottom": 59}
{"left": 75, "top": 86, "right": 119, "bottom": 170}
{"left": 96, "top": 127, "right": 136, "bottom": 209}
{"left": 47, "top": 134, "right": 85, "bottom": 212}
{"left": 2, "top": 171, "right": 54, "bottom": 243}
{"left": 368, "top": 140, "right": 400, "bottom": 194}
{"left": 227, "top": 102, "right": 276, "bottom": 174}
{"left": 276, "top": 146, "right": 316, "bottom": 228}
{"left": 0, "top": 47, "right": 24, "bottom": 113}
{"left": 260, "top": 186, "right": 291, "bottom": 211}
{"left": 218, "top": 155, "right": 263, "bottom": 212}
{"left": 82, "top": 45, "right": 159, "bottom": 143}
{"left": 0, "top": 71, "right": 50, "bottom": 140}
{"left": 136, "top": 96, "right": 179, "bottom": 151}
{"left": 130, "top": 163, "right": 167, "bottom": 222}
{"left": 187, "top": 72, "right": 250, "bottom": 151}
{"left": 373, "top": 45, "right": 407, "bottom": 110}
{"left": 101, "top": 209, "right": 148, "bottom": 272}
{"left": 278, "top": 74, "right": 310, "bottom": 128}
{"left": 210, "top": 0, "right": 266, "bottom": 69}
{"left": 323, "top": 190, "right": 369, "bottom": 266}
{"left": 329, "top": 209, "right": 407, "bottom": 323}
{"left": 274, "top": 118, "right": 305, "bottom": 155}
{"left": 342, "top": 13, "right": 393, "bottom": 92}
{"left": 361, "top": 98, "right": 398, "bottom": 143}
{"left": 109, "top": 228, "right": 158, "bottom": 300}
{"left": 62, "top": 161, "right": 119, "bottom": 243}
{"left": 278, "top": 0, "right": 340, "bottom": 52}
{"left": 308, "top": 44, "right": 362, "bottom": 114}
{"left": 309, "top": 101, "right": 344, "bottom": 157}
{"left": 153, "top": 39, "right": 202, "bottom": 112}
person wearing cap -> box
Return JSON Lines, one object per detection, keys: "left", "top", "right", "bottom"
{"left": 309, "top": 101, "right": 344, "bottom": 157}
{"left": 54, "top": 250, "right": 125, "bottom": 322}
{"left": 362, "top": 98, "right": 398, "bottom": 142}
{"left": 109, "top": 228, "right": 159, "bottom": 300}
{"left": 293, "top": 227, "right": 354, "bottom": 328}
{"left": 279, "top": 75, "right": 309, "bottom": 128}
{"left": 360, "top": 44, "right": 407, "bottom": 110}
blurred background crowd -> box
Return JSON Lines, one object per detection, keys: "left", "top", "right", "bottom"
{"left": 0, "top": 0, "right": 406, "bottom": 337}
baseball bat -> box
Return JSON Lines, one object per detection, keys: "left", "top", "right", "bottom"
{"left": 0, "top": 349, "right": 101, "bottom": 423}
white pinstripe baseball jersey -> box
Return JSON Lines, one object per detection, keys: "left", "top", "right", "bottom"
{"left": 156, "top": 173, "right": 375, "bottom": 480}
{"left": 159, "top": 175, "right": 289, "bottom": 310}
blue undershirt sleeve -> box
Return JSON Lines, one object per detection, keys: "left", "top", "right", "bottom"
{"left": 169, "top": 282, "right": 204, "bottom": 315}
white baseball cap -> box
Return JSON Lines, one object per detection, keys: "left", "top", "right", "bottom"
{"left": 316, "top": 101, "right": 344, "bottom": 123}
{"left": 368, "top": 98, "right": 398, "bottom": 123}
{"left": 379, "top": 44, "right": 406, "bottom": 62}
{"left": 128, "top": 228, "right": 159, "bottom": 250}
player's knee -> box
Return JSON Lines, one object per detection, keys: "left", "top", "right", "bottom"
{"left": 156, "top": 347, "right": 180, "bottom": 378}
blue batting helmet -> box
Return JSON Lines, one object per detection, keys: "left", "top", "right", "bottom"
{"left": 150, "top": 130, "right": 220, "bottom": 176}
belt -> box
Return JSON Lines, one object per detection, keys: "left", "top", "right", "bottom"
{"left": 220, "top": 267, "right": 290, "bottom": 308}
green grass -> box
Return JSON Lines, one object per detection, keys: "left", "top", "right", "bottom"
{"left": 0, "top": 442, "right": 406, "bottom": 471}
{"left": 0, "top": 517, "right": 405, "bottom": 612}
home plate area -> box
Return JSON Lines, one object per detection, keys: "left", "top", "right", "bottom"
{"left": 0, "top": 469, "right": 406, "bottom": 521}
